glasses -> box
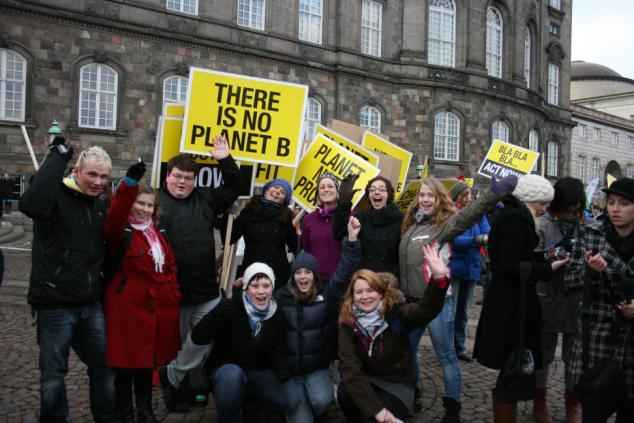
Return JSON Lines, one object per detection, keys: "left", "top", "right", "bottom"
{"left": 368, "top": 188, "right": 388, "bottom": 194}
{"left": 170, "top": 174, "right": 195, "bottom": 182}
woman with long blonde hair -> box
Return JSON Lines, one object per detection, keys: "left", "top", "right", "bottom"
{"left": 399, "top": 176, "right": 517, "bottom": 421}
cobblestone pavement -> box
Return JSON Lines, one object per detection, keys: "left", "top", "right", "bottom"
{"left": 1, "top": 247, "right": 574, "bottom": 422}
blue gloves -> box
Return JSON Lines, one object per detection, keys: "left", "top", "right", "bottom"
{"left": 490, "top": 174, "right": 518, "bottom": 196}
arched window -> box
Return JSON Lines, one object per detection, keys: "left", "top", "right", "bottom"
{"left": 0, "top": 48, "right": 27, "bottom": 122}
{"left": 529, "top": 129, "right": 539, "bottom": 172}
{"left": 486, "top": 7, "right": 503, "bottom": 78}
{"left": 79, "top": 63, "right": 118, "bottom": 129}
{"left": 433, "top": 111, "right": 460, "bottom": 161}
{"left": 491, "top": 120, "right": 509, "bottom": 142}
{"left": 428, "top": 0, "right": 455, "bottom": 67}
{"left": 163, "top": 75, "right": 188, "bottom": 105}
{"left": 303, "top": 97, "right": 322, "bottom": 141}
{"left": 524, "top": 27, "right": 531, "bottom": 88}
{"left": 548, "top": 62, "right": 560, "bottom": 105}
{"left": 360, "top": 105, "right": 381, "bottom": 133}
{"left": 547, "top": 141, "right": 559, "bottom": 177}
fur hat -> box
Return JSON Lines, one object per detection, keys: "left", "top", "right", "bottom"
{"left": 513, "top": 174, "right": 554, "bottom": 203}
{"left": 449, "top": 180, "right": 469, "bottom": 201}
{"left": 242, "top": 262, "right": 276, "bottom": 290}
{"left": 262, "top": 178, "right": 292, "bottom": 206}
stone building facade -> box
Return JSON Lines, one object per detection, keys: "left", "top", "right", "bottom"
{"left": 0, "top": 0, "right": 573, "bottom": 188}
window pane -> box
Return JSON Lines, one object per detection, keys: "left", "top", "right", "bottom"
{"left": 360, "top": 106, "right": 381, "bottom": 133}
{"left": 361, "top": 0, "right": 382, "bottom": 57}
{"left": 524, "top": 28, "right": 531, "bottom": 88}
{"left": 548, "top": 63, "right": 560, "bottom": 105}
{"left": 79, "top": 63, "right": 117, "bottom": 129}
{"left": 303, "top": 97, "right": 321, "bottom": 141}
{"left": 434, "top": 111, "right": 460, "bottom": 161}
{"left": 299, "top": 0, "right": 322, "bottom": 44}
{"left": 492, "top": 120, "right": 509, "bottom": 142}
{"left": 0, "top": 49, "right": 27, "bottom": 121}
{"left": 547, "top": 142, "right": 558, "bottom": 176}
{"left": 428, "top": 0, "right": 455, "bottom": 67}
{"left": 486, "top": 7, "right": 503, "bottom": 78}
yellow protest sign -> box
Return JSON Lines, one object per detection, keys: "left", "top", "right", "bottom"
{"left": 253, "top": 163, "right": 296, "bottom": 187}
{"left": 362, "top": 132, "right": 412, "bottom": 198}
{"left": 464, "top": 178, "right": 474, "bottom": 188}
{"left": 315, "top": 124, "right": 379, "bottom": 166}
{"left": 293, "top": 134, "right": 380, "bottom": 212}
{"left": 478, "top": 139, "right": 540, "bottom": 179}
{"left": 156, "top": 116, "right": 255, "bottom": 198}
{"left": 163, "top": 103, "right": 185, "bottom": 118}
{"left": 394, "top": 181, "right": 421, "bottom": 214}
{"left": 180, "top": 67, "right": 308, "bottom": 167}
{"left": 607, "top": 173, "right": 617, "bottom": 187}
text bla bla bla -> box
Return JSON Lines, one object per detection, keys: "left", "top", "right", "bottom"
{"left": 495, "top": 145, "right": 529, "bottom": 166}
{"left": 190, "top": 125, "right": 291, "bottom": 157}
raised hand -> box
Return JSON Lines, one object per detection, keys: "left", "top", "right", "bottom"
{"left": 347, "top": 216, "right": 361, "bottom": 241}
{"left": 339, "top": 174, "right": 360, "bottom": 205}
{"left": 211, "top": 135, "right": 230, "bottom": 160}
{"left": 125, "top": 160, "right": 146, "bottom": 183}
{"left": 49, "top": 136, "right": 74, "bottom": 161}
{"left": 422, "top": 243, "right": 448, "bottom": 279}
{"left": 490, "top": 174, "right": 518, "bottom": 196}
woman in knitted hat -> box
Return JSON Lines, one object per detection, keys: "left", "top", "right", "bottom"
{"left": 191, "top": 262, "right": 300, "bottom": 422}
{"left": 231, "top": 178, "right": 297, "bottom": 287}
{"left": 300, "top": 172, "right": 342, "bottom": 280}
{"left": 276, "top": 216, "right": 363, "bottom": 422}
{"left": 473, "top": 174, "right": 569, "bottom": 422}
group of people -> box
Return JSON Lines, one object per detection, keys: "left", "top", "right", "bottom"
{"left": 18, "top": 133, "right": 634, "bottom": 423}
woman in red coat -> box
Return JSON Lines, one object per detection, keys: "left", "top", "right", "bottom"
{"left": 103, "top": 162, "right": 180, "bottom": 422}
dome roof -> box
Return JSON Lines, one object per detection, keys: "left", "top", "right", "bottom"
{"left": 571, "top": 61, "right": 624, "bottom": 80}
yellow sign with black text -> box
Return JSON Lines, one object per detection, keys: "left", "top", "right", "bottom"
{"left": 394, "top": 181, "right": 421, "bottom": 214}
{"left": 315, "top": 124, "right": 379, "bottom": 166}
{"left": 362, "top": 132, "right": 412, "bottom": 198}
{"left": 293, "top": 135, "right": 380, "bottom": 212}
{"left": 253, "top": 163, "right": 296, "bottom": 187}
{"left": 180, "top": 67, "right": 308, "bottom": 167}
{"left": 478, "top": 139, "right": 540, "bottom": 179}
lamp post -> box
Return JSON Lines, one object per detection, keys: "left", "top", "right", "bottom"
{"left": 416, "top": 162, "right": 424, "bottom": 179}
{"left": 48, "top": 119, "right": 61, "bottom": 144}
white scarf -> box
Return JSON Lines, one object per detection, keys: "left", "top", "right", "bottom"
{"left": 129, "top": 219, "right": 165, "bottom": 273}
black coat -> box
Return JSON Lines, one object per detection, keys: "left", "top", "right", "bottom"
{"left": 473, "top": 195, "right": 553, "bottom": 370}
{"left": 19, "top": 152, "right": 108, "bottom": 308}
{"left": 158, "top": 156, "right": 241, "bottom": 305}
{"left": 231, "top": 198, "right": 298, "bottom": 286}
{"left": 274, "top": 238, "right": 362, "bottom": 377}
{"left": 191, "top": 296, "right": 289, "bottom": 380}
{"left": 334, "top": 202, "right": 403, "bottom": 275}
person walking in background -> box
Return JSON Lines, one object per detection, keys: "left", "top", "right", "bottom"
{"left": 231, "top": 178, "right": 298, "bottom": 287}
{"left": 473, "top": 175, "right": 569, "bottom": 423}
{"left": 448, "top": 179, "right": 490, "bottom": 363}
{"left": 157, "top": 135, "right": 242, "bottom": 412}
{"left": 0, "top": 172, "right": 13, "bottom": 220}
{"left": 19, "top": 138, "right": 120, "bottom": 422}
{"left": 103, "top": 162, "right": 181, "bottom": 422}
{"left": 300, "top": 172, "right": 341, "bottom": 281}
{"left": 533, "top": 177, "right": 588, "bottom": 423}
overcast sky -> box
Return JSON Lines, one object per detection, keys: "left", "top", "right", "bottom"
{"left": 571, "top": 0, "right": 634, "bottom": 79}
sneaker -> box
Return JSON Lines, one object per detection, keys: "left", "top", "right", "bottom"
{"left": 457, "top": 352, "right": 473, "bottom": 362}
{"left": 158, "top": 366, "right": 190, "bottom": 412}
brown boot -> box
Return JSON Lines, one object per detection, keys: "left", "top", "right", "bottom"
{"left": 492, "top": 390, "right": 517, "bottom": 423}
{"left": 565, "top": 390, "right": 581, "bottom": 423}
{"left": 532, "top": 388, "right": 552, "bottom": 423}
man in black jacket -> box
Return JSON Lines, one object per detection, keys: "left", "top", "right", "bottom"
{"left": 19, "top": 139, "right": 120, "bottom": 422}
{"left": 158, "top": 135, "right": 242, "bottom": 411}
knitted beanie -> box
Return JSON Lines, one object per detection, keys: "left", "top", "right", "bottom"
{"left": 242, "top": 262, "right": 276, "bottom": 290}
{"left": 513, "top": 174, "right": 554, "bottom": 203}
{"left": 315, "top": 172, "right": 340, "bottom": 205}
{"left": 449, "top": 180, "right": 469, "bottom": 201}
{"left": 290, "top": 251, "right": 320, "bottom": 277}
{"left": 262, "top": 178, "right": 292, "bottom": 206}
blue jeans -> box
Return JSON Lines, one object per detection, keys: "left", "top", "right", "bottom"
{"left": 36, "top": 303, "right": 119, "bottom": 422}
{"left": 408, "top": 296, "right": 462, "bottom": 401}
{"left": 284, "top": 368, "right": 334, "bottom": 423}
{"left": 211, "top": 364, "right": 301, "bottom": 423}
{"left": 451, "top": 278, "right": 476, "bottom": 355}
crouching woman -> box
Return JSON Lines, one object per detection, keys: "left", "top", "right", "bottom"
{"left": 191, "top": 262, "right": 300, "bottom": 423}
{"left": 337, "top": 244, "right": 449, "bottom": 422}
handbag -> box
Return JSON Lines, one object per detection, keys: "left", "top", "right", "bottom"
{"left": 574, "top": 268, "right": 625, "bottom": 420}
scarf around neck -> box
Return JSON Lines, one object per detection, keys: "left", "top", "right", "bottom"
{"left": 353, "top": 301, "right": 388, "bottom": 357}
{"left": 242, "top": 291, "right": 278, "bottom": 337}
{"left": 128, "top": 216, "right": 165, "bottom": 273}
{"left": 260, "top": 198, "right": 281, "bottom": 209}
{"left": 604, "top": 219, "right": 634, "bottom": 263}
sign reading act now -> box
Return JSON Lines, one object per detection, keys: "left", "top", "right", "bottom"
{"left": 478, "top": 139, "right": 539, "bottom": 179}
{"left": 180, "top": 68, "right": 308, "bottom": 167}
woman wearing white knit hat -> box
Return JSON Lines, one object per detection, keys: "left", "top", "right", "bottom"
{"left": 474, "top": 174, "right": 570, "bottom": 422}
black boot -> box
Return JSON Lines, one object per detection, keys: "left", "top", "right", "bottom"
{"left": 440, "top": 397, "right": 461, "bottom": 423}
{"left": 114, "top": 371, "right": 134, "bottom": 423}
{"left": 136, "top": 394, "right": 159, "bottom": 423}
{"left": 413, "top": 386, "right": 423, "bottom": 413}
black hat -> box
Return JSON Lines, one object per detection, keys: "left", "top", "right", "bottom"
{"left": 602, "top": 178, "right": 634, "bottom": 202}
{"left": 290, "top": 251, "right": 320, "bottom": 277}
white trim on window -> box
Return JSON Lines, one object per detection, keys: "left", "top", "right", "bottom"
{"left": 428, "top": 0, "right": 456, "bottom": 67}
{"left": 578, "top": 155, "right": 586, "bottom": 183}
{"left": 360, "top": 105, "right": 381, "bottom": 133}
{"left": 0, "top": 48, "right": 27, "bottom": 122}
{"left": 523, "top": 27, "right": 531, "bottom": 88}
{"left": 238, "top": 0, "right": 266, "bottom": 30}
{"left": 166, "top": 0, "right": 198, "bottom": 15}
{"left": 163, "top": 75, "right": 188, "bottom": 106}
{"left": 492, "top": 120, "right": 509, "bottom": 142}
{"left": 299, "top": 0, "right": 323, "bottom": 44}
{"left": 361, "top": 0, "right": 382, "bottom": 57}
{"left": 547, "top": 141, "right": 559, "bottom": 176}
{"left": 433, "top": 111, "right": 460, "bottom": 161}
{"left": 548, "top": 62, "right": 560, "bottom": 105}
{"left": 303, "top": 97, "right": 322, "bottom": 141}
{"left": 486, "top": 6, "right": 503, "bottom": 78}
{"left": 78, "top": 63, "right": 118, "bottom": 130}
{"left": 529, "top": 129, "right": 539, "bottom": 172}
{"left": 578, "top": 124, "right": 587, "bottom": 137}
{"left": 611, "top": 132, "right": 619, "bottom": 146}
{"left": 593, "top": 127, "right": 601, "bottom": 141}
{"left": 591, "top": 158, "right": 600, "bottom": 180}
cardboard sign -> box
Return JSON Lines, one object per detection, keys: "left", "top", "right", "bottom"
{"left": 478, "top": 139, "right": 540, "bottom": 179}
{"left": 464, "top": 178, "right": 474, "bottom": 188}
{"left": 395, "top": 181, "right": 421, "bottom": 214}
{"left": 163, "top": 103, "right": 185, "bottom": 118}
{"left": 293, "top": 134, "right": 380, "bottom": 212}
{"left": 253, "top": 163, "right": 296, "bottom": 187}
{"left": 362, "top": 131, "right": 412, "bottom": 198}
{"left": 607, "top": 173, "right": 617, "bottom": 188}
{"left": 315, "top": 124, "right": 379, "bottom": 166}
{"left": 156, "top": 116, "right": 254, "bottom": 198}
{"left": 332, "top": 119, "right": 365, "bottom": 144}
{"left": 180, "top": 67, "right": 308, "bottom": 167}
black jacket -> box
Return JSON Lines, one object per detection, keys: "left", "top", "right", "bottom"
{"left": 158, "top": 156, "right": 241, "bottom": 305}
{"left": 473, "top": 195, "right": 553, "bottom": 370}
{"left": 231, "top": 198, "right": 298, "bottom": 286}
{"left": 191, "top": 295, "right": 289, "bottom": 380}
{"left": 334, "top": 201, "right": 403, "bottom": 275}
{"left": 275, "top": 238, "right": 362, "bottom": 377}
{"left": 19, "top": 152, "right": 108, "bottom": 309}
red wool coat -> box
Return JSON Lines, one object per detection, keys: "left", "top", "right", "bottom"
{"left": 103, "top": 182, "right": 181, "bottom": 369}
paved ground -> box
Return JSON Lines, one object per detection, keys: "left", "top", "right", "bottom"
{"left": 0, "top": 222, "right": 574, "bottom": 422}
